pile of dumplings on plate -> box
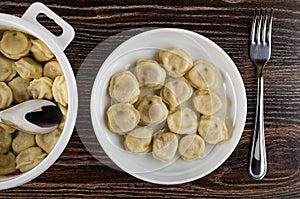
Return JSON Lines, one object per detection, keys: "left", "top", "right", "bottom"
{"left": 107, "top": 48, "right": 228, "bottom": 163}
{"left": 0, "top": 30, "right": 68, "bottom": 176}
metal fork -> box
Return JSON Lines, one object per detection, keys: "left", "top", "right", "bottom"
{"left": 249, "top": 8, "right": 273, "bottom": 180}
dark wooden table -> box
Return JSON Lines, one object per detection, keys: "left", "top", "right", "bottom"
{"left": 1, "top": 0, "right": 299, "bottom": 198}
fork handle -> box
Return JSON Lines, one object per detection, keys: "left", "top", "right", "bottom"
{"left": 249, "top": 75, "right": 267, "bottom": 180}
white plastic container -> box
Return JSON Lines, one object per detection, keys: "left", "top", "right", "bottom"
{"left": 0, "top": 2, "right": 78, "bottom": 190}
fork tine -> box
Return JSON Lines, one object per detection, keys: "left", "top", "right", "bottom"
{"left": 267, "top": 8, "right": 273, "bottom": 44}
{"left": 250, "top": 8, "right": 258, "bottom": 43}
{"left": 256, "top": 8, "right": 263, "bottom": 43}
{"left": 262, "top": 9, "right": 268, "bottom": 44}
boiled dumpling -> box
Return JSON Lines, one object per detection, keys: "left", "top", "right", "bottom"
{"left": 12, "top": 131, "right": 36, "bottom": 154}
{"left": 109, "top": 71, "right": 140, "bottom": 104}
{"left": 28, "top": 77, "right": 53, "bottom": 100}
{"left": 152, "top": 131, "right": 178, "bottom": 163}
{"left": 159, "top": 48, "right": 193, "bottom": 77}
{"left": 135, "top": 95, "right": 168, "bottom": 124}
{"left": 0, "top": 131, "right": 12, "bottom": 154}
{"left": 8, "top": 77, "right": 31, "bottom": 103}
{"left": 36, "top": 129, "right": 61, "bottom": 154}
{"left": 0, "top": 123, "right": 16, "bottom": 134}
{"left": 107, "top": 103, "right": 140, "bottom": 135}
{"left": 192, "top": 89, "right": 223, "bottom": 115}
{"left": 58, "top": 104, "right": 67, "bottom": 130}
{"left": 30, "top": 39, "right": 54, "bottom": 62}
{"left": 134, "top": 59, "right": 166, "bottom": 90}
{"left": 0, "top": 55, "right": 16, "bottom": 82}
{"left": 0, "top": 82, "right": 13, "bottom": 109}
{"left": 16, "top": 146, "right": 47, "bottom": 173}
{"left": 0, "top": 30, "right": 31, "bottom": 60}
{"left": 178, "top": 134, "right": 205, "bottom": 161}
{"left": 160, "top": 78, "right": 193, "bottom": 110}
{"left": 198, "top": 115, "right": 228, "bottom": 144}
{"left": 52, "top": 76, "right": 68, "bottom": 106}
{"left": 43, "top": 59, "right": 63, "bottom": 80}
{"left": 14, "top": 57, "right": 43, "bottom": 80}
{"left": 124, "top": 126, "right": 153, "bottom": 154}
{"left": 167, "top": 107, "right": 198, "bottom": 135}
{"left": 0, "top": 152, "right": 16, "bottom": 175}
{"left": 185, "top": 60, "right": 218, "bottom": 89}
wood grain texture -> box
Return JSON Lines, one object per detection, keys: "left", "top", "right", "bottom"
{"left": 0, "top": 0, "right": 299, "bottom": 198}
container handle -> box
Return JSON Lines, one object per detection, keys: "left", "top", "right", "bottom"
{"left": 22, "top": 2, "right": 75, "bottom": 51}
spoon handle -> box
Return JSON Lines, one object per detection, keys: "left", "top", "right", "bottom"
{"left": 249, "top": 76, "right": 267, "bottom": 180}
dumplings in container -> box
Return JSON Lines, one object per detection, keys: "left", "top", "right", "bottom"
{"left": 0, "top": 30, "right": 31, "bottom": 60}
{"left": 52, "top": 76, "right": 68, "bottom": 106}
{"left": 0, "top": 29, "right": 69, "bottom": 177}
{"left": 30, "top": 39, "right": 54, "bottom": 62}
{"left": 7, "top": 77, "right": 31, "bottom": 103}
{"left": 12, "top": 131, "right": 36, "bottom": 154}
{"left": 27, "top": 77, "right": 53, "bottom": 100}
{"left": 57, "top": 104, "right": 68, "bottom": 130}
{"left": 16, "top": 147, "right": 47, "bottom": 173}
{"left": 36, "top": 129, "right": 61, "bottom": 154}
{"left": 0, "top": 123, "right": 16, "bottom": 134}
{"left": 0, "top": 131, "right": 12, "bottom": 154}
{"left": 14, "top": 57, "right": 43, "bottom": 80}
{"left": 43, "top": 59, "right": 63, "bottom": 80}
{"left": 0, "top": 55, "right": 16, "bottom": 82}
{"left": 0, "top": 152, "right": 16, "bottom": 175}
{"left": 0, "top": 82, "right": 13, "bottom": 109}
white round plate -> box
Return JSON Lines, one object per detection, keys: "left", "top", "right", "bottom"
{"left": 91, "top": 28, "right": 247, "bottom": 184}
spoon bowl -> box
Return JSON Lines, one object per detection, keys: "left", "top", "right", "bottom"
{"left": 0, "top": 99, "right": 62, "bottom": 134}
